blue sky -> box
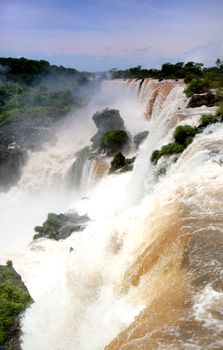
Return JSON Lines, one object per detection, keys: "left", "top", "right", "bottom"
{"left": 0, "top": 0, "right": 223, "bottom": 71}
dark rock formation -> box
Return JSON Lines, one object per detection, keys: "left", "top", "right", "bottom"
{"left": 187, "top": 93, "right": 215, "bottom": 108}
{"left": 109, "top": 152, "right": 135, "bottom": 173}
{"left": 0, "top": 143, "right": 28, "bottom": 191}
{"left": 0, "top": 262, "right": 32, "bottom": 350}
{"left": 92, "top": 108, "right": 125, "bottom": 132}
{"left": 91, "top": 108, "right": 126, "bottom": 150}
{"left": 33, "top": 211, "right": 90, "bottom": 240}
{"left": 133, "top": 131, "right": 149, "bottom": 147}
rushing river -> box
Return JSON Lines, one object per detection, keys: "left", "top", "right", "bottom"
{"left": 1, "top": 79, "right": 222, "bottom": 349}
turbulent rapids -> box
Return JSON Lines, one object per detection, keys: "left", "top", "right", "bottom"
{"left": 1, "top": 79, "right": 223, "bottom": 349}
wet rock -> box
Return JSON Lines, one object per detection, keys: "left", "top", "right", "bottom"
{"left": 187, "top": 93, "right": 215, "bottom": 108}
{"left": 134, "top": 131, "right": 149, "bottom": 147}
{"left": 92, "top": 108, "right": 125, "bottom": 132}
{"left": 91, "top": 108, "right": 126, "bottom": 150}
{"left": 0, "top": 143, "right": 27, "bottom": 191}
{"left": 109, "top": 152, "right": 135, "bottom": 173}
{"left": 33, "top": 211, "right": 90, "bottom": 240}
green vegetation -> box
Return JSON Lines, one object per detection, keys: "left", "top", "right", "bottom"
{"left": 0, "top": 57, "right": 92, "bottom": 85}
{"left": 0, "top": 57, "right": 93, "bottom": 164}
{"left": 0, "top": 86, "right": 80, "bottom": 125}
{"left": 33, "top": 212, "right": 89, "bottom": 240}
{"left": 0, "top": 264, "right": 32, "bottom": 345}
{"left": 109, "top": 60, "right": 223, "bottom": 85}
{"left": 184, "top": 79, "right": 211, "bottom": 97}
{"left": 173, "top": 125, "right": 197, "bottom": 145}
{"left": 34, "top": 213, "right": 68, "bottom": 240}
{"left": 109, "top": 152, "right": 135, "bottom": 173}
{"left": 217, "top": 103, "right": 223, "bottom": 118}
{"left": 199, "top": 114, "right": 219, "bottom": 128}
{"left": 151, "top": 125, "right": 198, "bottom": 164}
{"left": 109, "top": 60, "right": 223, "bottom": 109}
{"left": 151, "top": 115, "right": 222, "bottom": 165}
{"left": 102, "top": 129, "right": 129, "bottom": 155}
{"left": 151, "top": 142, "right": 185, "bottom": 165}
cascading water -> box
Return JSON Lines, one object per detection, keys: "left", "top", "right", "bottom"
{"left": 2, "top": 79, "right": 223, "bottom": 350}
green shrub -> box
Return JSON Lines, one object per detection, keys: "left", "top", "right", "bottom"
{"left": 110, "top": 152, "right": 125, "bottom": 172}
{"left": 34, "top": 213, "right": 65, "bottom": 240}
{"left": 217, "top": 103, "right": 223, "bottom": 117}
{"left": 110, "top": 153, "right": 135, "bottom": 173}
{"left": 102, "top": 129, "right": 128, "bottom": 155}
{"left": 151, "top": 143, "right": 185, "bottom": 164}
{"left": 199, "top": 114, "right": 219, "bottom": 128}
{"left": 0, "top": 265, "right": 32, "bottom": 345}
{"left": 151, "top": 125, "right": 198, "bottom": 164}
{"left": 173, "top": 125, "right": 198, "bottom": 145}
{"left": 185, "top": 79, "right": 210, "bottom": 97}
{"left": 151, "top": 150, "right": 161, "bottom": 164}
{"left": 160, "top": 142, "right": 185, "bottom": 156}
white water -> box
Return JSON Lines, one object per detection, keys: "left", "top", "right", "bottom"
{"left": 1, "top": 79, "right": 223, "bottom": 349}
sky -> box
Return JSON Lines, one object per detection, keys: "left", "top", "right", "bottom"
{"left": 0, "top": 0, "right": 223, "bottom": 71}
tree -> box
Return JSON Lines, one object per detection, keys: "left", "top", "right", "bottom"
{"left": 216, "top": 58, "right": 222, "bottom": 68}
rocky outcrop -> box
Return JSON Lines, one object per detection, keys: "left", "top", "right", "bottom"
{"left": 0, "top": 262, "right": 32, "bottom": 350}
{"left": 0, "top": 143, "right": 27, "bottom": 191}
{"left": 33, "top": 211, "right": 90, "bottom": 240}
{"left": 187, "top": 93, "right": 215, "bottom": 108}
{"left": 91, "top": 108, "right": 128, "bottom": 152}
{"left": 92, "top": 108, "right": 125, "bottom": 133}
{"left": 133, "top": 131, "right": 149, "bottom": 147}
{"left": 109, "top": 152, "right": 135, "bottom": 173}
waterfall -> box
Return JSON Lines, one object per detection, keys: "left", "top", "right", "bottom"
{"left": 2, "top": 79, "right": 223, "bottom": 350}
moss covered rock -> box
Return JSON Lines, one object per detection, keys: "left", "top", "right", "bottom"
{"left": 0, "top": 262, "right": 32, "bottom": 349}
{"left": 187, "top": 93, "right": 215, "bottom": 108}
{"left": 102, "top": 129, "right": 129, "bottom": 155}
{"left": 0, "top": 143, "right": 27, "bottom": 191}
{"left": 33, "top": 211, "right": 89, "bottom": 240}
{"left": 173, "top": 125, "right": 198, "bottom": 145}
{"left": 109, "top": 152, "right": 135, "bottom": 173}
{"left": 151, "top": 125, "right": 198, "bottom": 164}
{"left": 199, "top": 114, "right": 219, "bottom": 128}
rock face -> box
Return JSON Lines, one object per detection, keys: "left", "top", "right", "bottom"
{"left": 33, "top": 211, "right": 90, "bottom": 240}
{"left": 92, "top": 108, "right": 125, "bottom": 132}
{"left": 187, "top": 93, "right": 215, "bottom": 108}
{"left": 0, "top": 143, "right": 27, "bottom": 191}
{"left": 0, "top": 262, "right": 32, "bottom": 350}
{"left": 133, "top": 131, "right": 149, "bottom": 147}
{"left": 110, "top": 152, "right": 135, "bottom": 173}
{"left": 91, "top": 108, "right": 127, "bottom": 151}
{"left": 68, "top": 108, "right": 132, "bottom": 188}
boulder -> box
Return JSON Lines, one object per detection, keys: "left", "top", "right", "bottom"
{"left": 33, "top": 211, "right": 90, "bottom": 240}
{"left": 91, "top": 108, "right": 126, "bottom": 150}
{"left": 109, "top": 152, "right": 135, "bottom": 173}
{"left": 92, "top": 108, "right": 125, "bottom": 132}
{"left": 187, "top": 93, "right": 215, "bottom": 108}
{"left": 134, "top": 131, "right": 149, "bottom": 147}
{"left": 0, "top": 143, "right": 27, "bottom": 191}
